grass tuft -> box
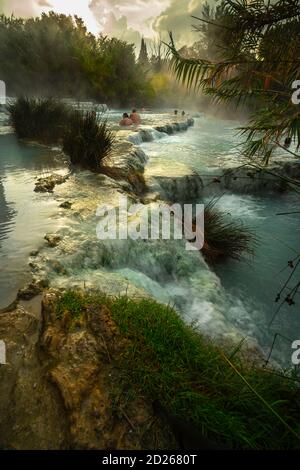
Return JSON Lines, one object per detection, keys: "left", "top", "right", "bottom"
{"left": 202, "top": 198, "right": 257, "bottom": 262}
{"left": 62, "top": 110, "right": 115, "bottom": 172}
{"left": 55, "top": 290, "right": 87, "bottom": 320}
{"left": 7, "top": 98, "right": 116, "bottom": 173}
{"left": 7, "top": 97, "right": 69, "bottom": 144}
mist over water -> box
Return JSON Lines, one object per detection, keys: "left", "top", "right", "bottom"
{"left": 0, "top": 110, "right": 299, "bottom": 366}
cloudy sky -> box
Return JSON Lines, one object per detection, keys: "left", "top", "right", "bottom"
{"left": 0, "top": 0, "right": 207, "bottom": 48}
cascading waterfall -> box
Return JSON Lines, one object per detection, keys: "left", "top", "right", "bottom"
{"left": 1, "top": 109, "right": 299, "bottom": 366}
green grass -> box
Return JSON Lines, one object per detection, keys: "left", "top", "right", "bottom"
{"left": 54, "top": 290, "right": 300, "bottom": 449}
{"left": 62, "top": 110, "right": 115, "bottom": 172}
{"left": 55, "top": 290, "right": 87, "bottom": 320}
{"left": 7, "top": 97, "right": 69, "bottom": 144}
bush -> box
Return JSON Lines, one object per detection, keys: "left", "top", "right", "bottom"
{"left": 62, "top": 110, "right": 115, "bottom": 172}
{"left": 7, "top": 97, "right": 69, "bottom": 144}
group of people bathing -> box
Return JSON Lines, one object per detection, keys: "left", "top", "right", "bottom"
{"left": 119, "top": 109, "right": 141, "bottom": 126}
{"left": 119, "top": 108, "right": 187, "bottom": 127}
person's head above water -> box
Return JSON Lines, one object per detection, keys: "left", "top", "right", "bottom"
{"left": 123, "top": 113, "right": 129, "bottom": 118}
{"left": 174, "top": 110, "right": 178, "bottom": 115}
{"left": 132, "top": 109, "right": 137, "bottom": 113}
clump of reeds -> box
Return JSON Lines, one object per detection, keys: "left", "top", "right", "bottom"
{"left": 62, "top": 110, "right": 115, "bottom": 172}
{"left": 202, "top": 198, "right": 256, "bottom": 262}
{"left": 7, "top": 97, "right": 69, "bottom": 144}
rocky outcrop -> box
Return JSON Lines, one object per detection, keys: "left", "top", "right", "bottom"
{"left": 127, "top": 118, "right": 195, "bottom": 145}
{"left": 44, "top": 234, "right": 61, "bottom": 248}
{"left": 145, "top": 160, "right": 203, "bottom": 203}
{"left": 35, "top": 174, "right": 69, "bottom": 193}
{"left": 0, "top": 291, "right": 175, "bottom": 449}
{"left": 0, "top": 299, "right": 69, "bottom": 449}
{"left": 214, "top": 161, "right": 300, "bottom": 194}
{"left": 17, "top": 280, "right": 48, "bottom": 301}
{"left": 59, "top": 201, "right": 73, "bottom": 209}
{"left": 154, "top": 118, "right": 194, "bottom": 136}
{"left": 152, "top": 174, "right": 203, "bottom": 202}
{"left": 102, "top": 139, "right": 148, "bottom": 195}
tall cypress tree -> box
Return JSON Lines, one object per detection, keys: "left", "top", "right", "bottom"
{"left": 138, "top": 37, "right": 149, "bottom": 66}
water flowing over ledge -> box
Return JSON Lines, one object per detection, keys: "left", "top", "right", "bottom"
{"left": 127, "top": 118, "right": 195, "bottom": 145}
{"left": 1, "top": 112, "right": 300, "bottom": 368}
{"left": 17, "top": 116, "right": 264, "bottom": 359}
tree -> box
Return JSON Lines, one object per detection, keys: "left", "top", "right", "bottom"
{"left": 138, "top": 37, "right": 149, "bottom": 67}
{"left": 168, "top": 0, "right": 300, "bottom": 167}
{"left": 0, "top": 12, "right": 155, "bottom": 106}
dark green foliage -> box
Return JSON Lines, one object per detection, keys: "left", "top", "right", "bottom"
{"left": 7, "top": 97, "right": 69, "bottom": 144}
{"left": 0, "top": 13, "right": 155, "bottom": 106}
{"left": 56, "top": 291, "right": 300, "bottom": 449}
{"left": 138, "top": 38, "right": 149, "bottom": 67}
{"left": 8, "top": 97, "right": 115, "bottom": 172}
{"left": 203, "top": 198, "right": 256, "bottom": 262}
{"left": 168, "top": 0, "right": 300, "bottom": 162}
{"left": 62, "top": 110, "right": 115, "bottom": 171}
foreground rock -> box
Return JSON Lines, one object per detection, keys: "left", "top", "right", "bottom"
{"left": 17, "top": 280, "right": 48, "bottom": 301}
{"left": 0, "top": 291, "right": 174, "bottom": 449}
{"left": 59, "top": 201, "right": 73, "bottom": 209}
{"left": 0, "top": 300, "right": 69, "bottom": 449}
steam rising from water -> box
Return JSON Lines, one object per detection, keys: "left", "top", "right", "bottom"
{"left": 1, "top": 111, "right": 300, "bottom": 366}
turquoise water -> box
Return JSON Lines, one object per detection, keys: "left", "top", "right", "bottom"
{"left": 0, "top": 111, "right": 299, "bottom": 366}
{"left": 140, "top": 117, "right": 300, "bottom": 365}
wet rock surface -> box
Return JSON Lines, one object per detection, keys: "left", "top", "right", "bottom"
{"left": 59, "top": 201, "right": 73, "bottom": 209}
{"left": 145, "top": 161, "right": 204, "bottom": 202}
{"left": 0, "top": 291, "right": 175, "bottom": 449}
{"left": 154, "top": 118, "right": 194, "bottom": 136}
{"left": 17, "top": 280, "right": 47, "bottom": 301}
{"left": 151, "top": 174, "right": 203, "bottom": 202}
{"left": 35, "top": 174, "right": 69, "bottom": 193}
{"left": 216, "top": 161, "right": 300, "bottom": 194}
{"left": 44, "top": 234, "right": 62, "bottom": 248}
{"left": 0, "top": 299, "right": 69, "bottom": 449}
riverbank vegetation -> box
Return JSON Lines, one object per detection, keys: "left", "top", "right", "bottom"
{"left": 8, "top": 97, "right": 115, "bottom": 172}
{"left": 7, "top": 97, "right": 69, "bottom": 145}
{"left": 54, "top": 290, "right": 300, "bottom": 449}
{"left": 62, "top": 110, "right": 115, "bottom": 172}
{"left": 0, "top": 13, "right": 154, "bottom": 106}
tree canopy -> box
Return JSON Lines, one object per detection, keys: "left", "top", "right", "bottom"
{"left": 0, "top": 12, "right": 154, "bottom": 106}
{"left": 169, "top": 0, "right": 300, "bottom": 164}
